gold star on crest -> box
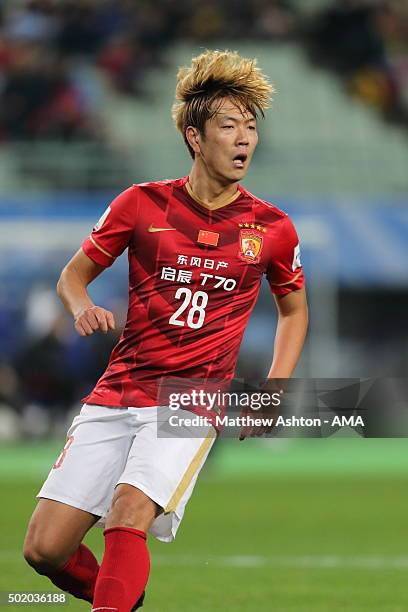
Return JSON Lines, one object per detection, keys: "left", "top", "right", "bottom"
{"left": 238, "top": 222, "right": 267, "bottom": 233}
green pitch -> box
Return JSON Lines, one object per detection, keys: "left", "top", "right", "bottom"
{"left": 1, "top": 439, "right": 408, "bottom": 611}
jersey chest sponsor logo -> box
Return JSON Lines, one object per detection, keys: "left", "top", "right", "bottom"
{"left": 238, "top": 223, "right": 266, "bottom": 264}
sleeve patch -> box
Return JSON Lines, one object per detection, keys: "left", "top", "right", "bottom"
{"left": 93, "top": 206, "right": 111, "bottom": 232}
{"left": 292, "top": 243, "right": 301, "bottom": 272}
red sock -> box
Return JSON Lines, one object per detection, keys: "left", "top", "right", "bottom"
{"left": 48, "top": 543, "right": 99, "bottom": 603}
{"left": 92, "top": 527, "right": 150, "bottom": 612}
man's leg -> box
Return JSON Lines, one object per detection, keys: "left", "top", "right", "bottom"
{"left": 92, "top": 484, "right": 161, "bottom": 612}
{"left": 23, "top": 498, "right": 100, "bottom": 603}
{"left": 92, "top": 406, "right": 216, "bottom": 611}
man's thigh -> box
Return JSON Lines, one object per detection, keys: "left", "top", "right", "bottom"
{"left": 117, "top": 407, "right": 216, "bottom": 542}
{"left": 24, "top": 498, "right": 99, "bottom": 565}
{"left": 37, "top": 404, "right": 134, "bottom": 520}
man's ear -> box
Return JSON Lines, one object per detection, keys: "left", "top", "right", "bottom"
{"left": 185, "top": 126, "right": 201, "bottom": 155}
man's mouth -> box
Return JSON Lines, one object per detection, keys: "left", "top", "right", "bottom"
{"left": 233, "top": 153, "right": 248, "bottom": 169}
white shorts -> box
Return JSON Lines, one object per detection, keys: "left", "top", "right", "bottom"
{"left": 37, "top": 404, "right": 216, "bottom": 542}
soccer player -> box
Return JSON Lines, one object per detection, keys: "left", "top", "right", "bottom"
{"left": 23, "top": 50, "right": 308, "bottom": 611}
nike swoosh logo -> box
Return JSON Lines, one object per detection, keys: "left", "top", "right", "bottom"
{"left": 148, "top": 224, "right": 176, "bottom": 233}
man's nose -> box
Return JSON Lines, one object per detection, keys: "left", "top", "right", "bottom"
{"left": 236, "top": 126, "right": 249, "bottom": 145}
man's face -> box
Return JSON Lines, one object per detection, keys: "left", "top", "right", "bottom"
{"left": 193, "top": 97, "right": 259, "bottom": 184}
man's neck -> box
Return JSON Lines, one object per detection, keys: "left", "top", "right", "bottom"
{"left": 188, "top": 166, "right": 239, "bottom": 210}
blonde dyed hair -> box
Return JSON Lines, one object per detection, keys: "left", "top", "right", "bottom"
{"left": 172, "top": 49, "right": 274, "bottom": 158}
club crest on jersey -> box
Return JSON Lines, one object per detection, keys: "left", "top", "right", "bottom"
{"left": 238, "top": 223, "right": 265, "bottom": 264}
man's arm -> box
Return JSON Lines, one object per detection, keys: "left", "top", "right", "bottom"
{"left": 57, "top": 248, "right": 115, "bottom": 337}
{"left": 267, "top": 286, "right": 308, "bottom": 378}
{"left": 239, "top": 287, "right": 308, "bottom": 440}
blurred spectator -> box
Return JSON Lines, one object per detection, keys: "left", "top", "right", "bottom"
{"left": 304, "top": 0, "right": 408, "bottom": 127}
{"left": 0, "top": 361, "right": 21, "bottom": 412}
{"left": 56, "top": 1, "right": 102, "bottom": 57}
{"left": 0, "top": 37, "right": 98, "bottom": 140}
{"left": 253, "top": 0, "right": 298, "bottom": 40}
{"left": 15, "top": 313, "right": 75, "bottom": 412}
{"left": 25, "top": 285, "right": 60, "bottom": 339}
{"left": 4, "top": 0, "right": 57, "bottom": 44}
{"left": 98, "top": 35, "right": 150, "bottom": 95}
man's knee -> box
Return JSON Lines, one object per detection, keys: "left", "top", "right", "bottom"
{"left": 24, "top": 498, "right": 97, "bottom": 575}
{"left": 106, "top": 485, "right": 161, "bottom": 531}
{"left": 23, "top": 537, "right": 66, "bottom": 574}
{"left": 23, "top": 517, "right": 69, "bottom": 573}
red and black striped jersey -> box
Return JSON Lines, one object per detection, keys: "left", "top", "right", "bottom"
{"left": 81, "top": 176, "right": 304, "bottom": 409}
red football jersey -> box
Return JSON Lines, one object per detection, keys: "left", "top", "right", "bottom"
{"left": 81, "top": 176, "right": 304, "bottom": 411}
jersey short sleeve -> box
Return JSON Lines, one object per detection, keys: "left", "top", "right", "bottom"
{"left": 82, "top": 186, "right": 138, "bottom": 267}
{"left": 266, "top": 214, "right": 305, "bottom": 296}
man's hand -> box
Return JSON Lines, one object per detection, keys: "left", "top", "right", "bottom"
{"left": 74, "top": 305, "right": 115, "bottom": 336}
{"left": 239, "top": 380, "right": 284, "bottom": 441}
{"left": 238, "top": 403, "right": 280, "bottom": 441}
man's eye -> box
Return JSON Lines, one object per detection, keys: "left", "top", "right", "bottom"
{"left": 222, "top": 125, "right": 234, "bottom": 129}
{"left": 248, "top": 125, "right": 256, "bottom": 130}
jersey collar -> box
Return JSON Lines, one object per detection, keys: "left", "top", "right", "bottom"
{"left": 183, "top": 177, "right": 241, "bottom": 211}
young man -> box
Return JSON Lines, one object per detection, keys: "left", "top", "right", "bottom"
{"left": 23, "top": 50, "right": 308, "bottom": 611}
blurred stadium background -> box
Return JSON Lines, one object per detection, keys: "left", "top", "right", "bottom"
{"left": 0, "top": 1, "right": 407, "bottom": 610}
